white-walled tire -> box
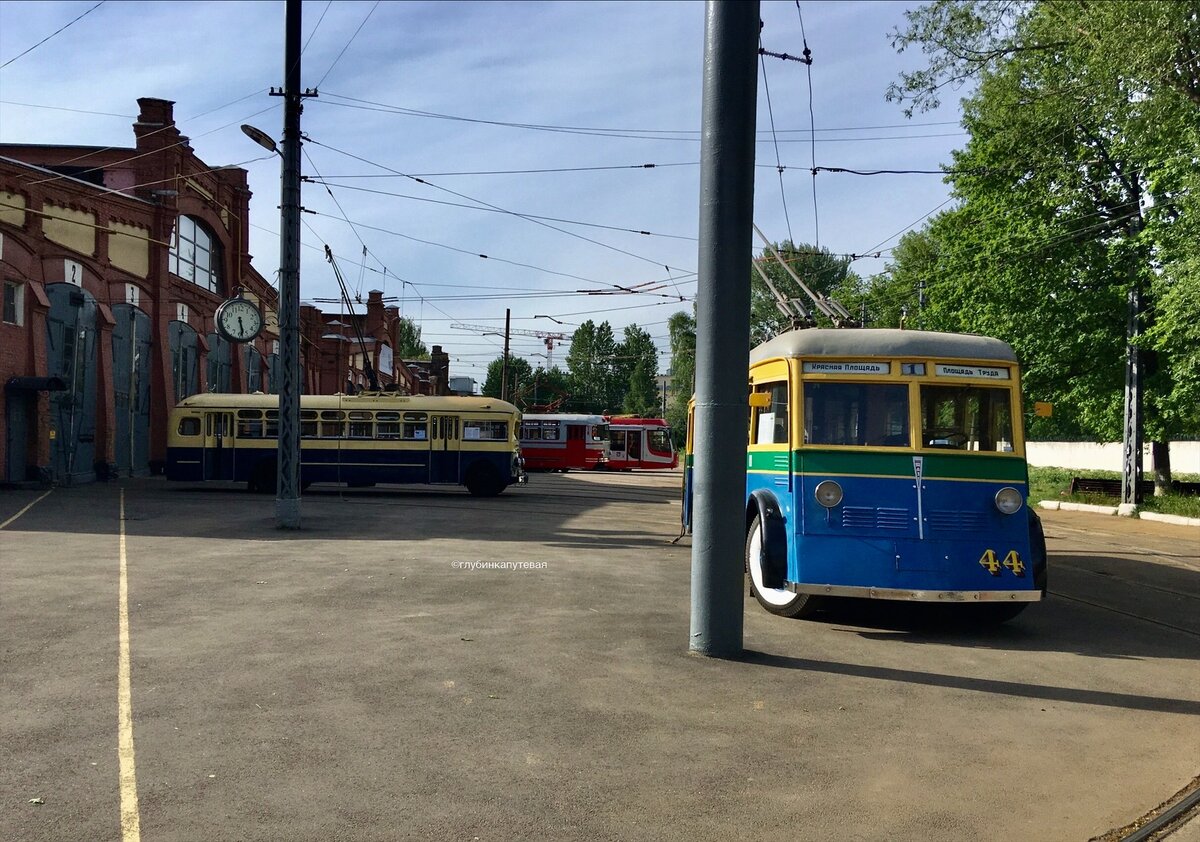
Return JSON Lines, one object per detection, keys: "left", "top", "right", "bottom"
{"left": 745, "top": 514, "right": 819, "bottom": 618}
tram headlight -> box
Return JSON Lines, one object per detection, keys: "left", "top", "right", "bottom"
{"left": 814, "top": 480, "right": 843, "bottom": 508}
{"left": 994, "top": 486, "right": 1023, "bottom": 515}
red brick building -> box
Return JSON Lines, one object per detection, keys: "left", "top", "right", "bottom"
{"left": 0, "top": 97, "right": 426, "bottom": 485}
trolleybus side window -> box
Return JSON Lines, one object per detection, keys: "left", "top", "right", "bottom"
{"left": 752, "top": 382, "right": 789, "bottom": 445}
{"left": 803, "top": 382, "right": 908, "bottom": 447}
{"left": 347, "top": 410, "right": 373, "bottom": 438}
{"left": 463, "top": 420, "right": 508, "bottom": 441}
{"left": 920, "top": 385, "right": 1013, "bottom": 451}
{"left": 237, "top": 409, "right": 265, "bottom": 438}
{"left": 300, "top": 409, "right": 318, "bottom": 438}
{"left": 320, "top": 410, "right": 346, "bottom": 438}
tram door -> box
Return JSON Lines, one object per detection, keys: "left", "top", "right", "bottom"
{"left": 610, "top": 429, "right": 628, "bottom": 463}
{"left": 429, "top": 415, "right": 461, "bottom": 484}
{"left": 203, "top": 411, "right": 235, "bottom": 480}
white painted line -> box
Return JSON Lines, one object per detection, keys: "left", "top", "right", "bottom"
{"left": 117, "top": 489, "right": 141, "bottom": 841}
{"left": 0, "top": 488, "right": 53, "bottom": 530}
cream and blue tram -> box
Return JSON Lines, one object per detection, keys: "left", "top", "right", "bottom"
{"left": 686, "top": 328, "right": 1046, "bottom": 622}
{"left": 167, "top": 393, "right": 525, "bottom": 496}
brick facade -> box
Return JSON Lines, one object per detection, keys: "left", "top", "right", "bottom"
{"left": 0, "top": 97, "right": 424, "bottom": 486}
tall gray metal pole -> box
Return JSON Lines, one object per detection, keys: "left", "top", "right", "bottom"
{"left": 1120, "top": 283, "right": 1144, "bottom": 506}
{"left": 689, "top": 0, "right": 759, "bottom": 657}
{"left": 275, "top": 0, "right": 303, "bottom": 528}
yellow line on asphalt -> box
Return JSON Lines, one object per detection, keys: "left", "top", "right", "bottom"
{"left": 0, "top": 489, "right": 53, "bottom": 530}
{"left": 117, "top": 489, "right": 141, "bottom": 841}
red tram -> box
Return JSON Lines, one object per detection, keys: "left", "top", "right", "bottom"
{"left": 518, "top": 413, "right": 610, "bottom": 471}
{"left": 605, "top": 416, "right": 678, "bottom": 470}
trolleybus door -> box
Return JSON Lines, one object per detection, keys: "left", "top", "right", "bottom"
{"left": 429, "top": 414, "right": 462, "bottom": 484}
{"left": 203, "top": 411, "right": 235, "bottom": 480}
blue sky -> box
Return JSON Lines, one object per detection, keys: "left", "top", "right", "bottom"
{"left": 0, "top": 0, "right": 965, "bottom": 381}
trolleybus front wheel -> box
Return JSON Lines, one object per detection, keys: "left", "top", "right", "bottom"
{"left": 464, "top": 463, "right": 504, "bottom": 497}
{"left": 745, "top": 514, "right": 819, "bottom": 618}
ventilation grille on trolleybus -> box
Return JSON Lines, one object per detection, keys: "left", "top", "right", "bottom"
{"left": 927, "top": 510, "right": 987, "bottom": 532}
{"left": 840, "top": 507, "right": 910, "bottom": 530}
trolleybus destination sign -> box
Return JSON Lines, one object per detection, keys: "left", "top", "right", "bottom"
{"left": 801, "top": 361, "right": 890, "bottom": 375}
{"left": 933, "top": 364, "right": 1010, "bottom": 380}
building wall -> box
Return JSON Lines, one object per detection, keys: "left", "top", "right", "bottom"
{"left": 1026, "top": 441, "right": 1200, "bottom": 475}
{"left": 0, "top": 97, "right": 280, "bottom": 484}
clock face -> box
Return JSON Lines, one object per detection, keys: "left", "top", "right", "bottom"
{"left": 216, "top": 297, "right": 263, "bottom": 343}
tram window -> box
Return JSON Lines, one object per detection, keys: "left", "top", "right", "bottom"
{"left": 264, "top": 410, "right": 278, "bottom": 438}
{"left": 464, "top": 420, "right": 507, "bottom": 441}
{"left": 591, "top": 423, "right": 609, "bottom": 442}
{"left": 648, "top": 429, "right": 673, "bottom": 454}
{"left": 178, "top": 417, "right": 201, "bottom": 437}
{"left": 520, "top": 422, "right": 542, "bottom": 441}
{"left": 301, "top": 421, "right": 317, "bottom": 437}
{"left": 752, "top": 382, "right": 789, "bottom": 445}
{"left": 611, "top": 429, "right": 627, "bottom": 451}
{"left": 320, "top": 420, "right": 345, "bottom": 437}
{"left": 920, "top": 385, "right": 1013, "bottom": 451}
{"left": 347, "top": 421, "right": 373, "bottom": 438}
{"left": 402, "top": 422, "right": 428, "bottom": 440}
{"left": 804, "top": 382, "right": 909, "bottom": 447}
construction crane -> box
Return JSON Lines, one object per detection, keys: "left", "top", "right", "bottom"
{"left": 451, "top": 323, "right": 571, "bottom": 368}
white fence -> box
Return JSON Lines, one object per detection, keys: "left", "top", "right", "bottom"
{"left": 1025, "top": 441, "right": 1200, "bottom": 474}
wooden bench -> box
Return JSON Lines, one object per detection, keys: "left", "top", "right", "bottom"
{"left": 1068, "top": 477, "right": 1200, "bottom": 497}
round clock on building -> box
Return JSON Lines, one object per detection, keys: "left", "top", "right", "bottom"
{"left": 215, "top": 296, "right": 264, "bottom": 343}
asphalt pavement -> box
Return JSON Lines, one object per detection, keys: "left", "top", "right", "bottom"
{"left": 1, "top": 472, "right": 1197, "bottom": 841}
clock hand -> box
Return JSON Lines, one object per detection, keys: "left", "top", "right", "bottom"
{"left": 238, "top": 316, "right": 245, "bottom": 334}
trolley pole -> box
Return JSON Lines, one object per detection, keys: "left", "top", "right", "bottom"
{"left": 689, "top": 0, "right": 759, "bottom": 658}
{"left": 274, "top": 0, "right": 308, "bottom": 528}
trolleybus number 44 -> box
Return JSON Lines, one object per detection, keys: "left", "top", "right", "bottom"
{"left": 979, "top": 549, "right": 1026, "bottom": 577}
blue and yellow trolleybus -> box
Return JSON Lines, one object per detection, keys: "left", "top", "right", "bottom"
{"left": 685, "top": 328, "right": 1046, "bottom": 622}
{"left": 167, "top": 393, "right": 525, "bottom": 496}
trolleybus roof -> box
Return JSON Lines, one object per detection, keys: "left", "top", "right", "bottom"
{"left": 750, "top": 328, "right": 1018, "bottom": 365}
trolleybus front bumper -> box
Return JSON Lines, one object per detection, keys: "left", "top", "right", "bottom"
{"left": 786, "top": 583, "right": 1041, "bottom": 602}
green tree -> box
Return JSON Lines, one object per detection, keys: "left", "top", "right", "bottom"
{"left": 565, "top": 320, "right": 618, "bottom": 413}
{"left": 884, "top": 0, "right": 1200, "bottom": 472}
{"left": 614, "top": 324, "right": 659, "bottom": 413}
{"left": 623, "top": 359, "right": 659, "bottom": 416}
{"left": 481, "top": 355, "right": 533, "bottom": 401}
{"left": 394, "top": 316, "right": 428, "bottom": 359}
{"left": 666, "top": 310, "right": 696, "bottom": 446}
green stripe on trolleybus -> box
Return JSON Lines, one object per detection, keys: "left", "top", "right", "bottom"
{"left": 741, "top": 449, "right": 1026, "bottom": 481}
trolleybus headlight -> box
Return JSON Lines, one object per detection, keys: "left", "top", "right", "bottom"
{"left": 814, "top": 480, "right": 843, "bottom": 508}
{"left": 994, "top": 486, "right": 1023, "bottom": 515}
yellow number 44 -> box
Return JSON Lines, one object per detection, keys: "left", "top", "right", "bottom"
{"left": 1002, "top": 550, "right": 1025, "bottom": 576}
{"left": 978, "top": 549, "right": 1002, "bottom": 576}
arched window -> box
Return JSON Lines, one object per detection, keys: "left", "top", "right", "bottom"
{"left": 169, "top": 215, "right": 223, "bottom": 293}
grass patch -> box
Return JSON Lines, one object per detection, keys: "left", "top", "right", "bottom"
{"left": 1027, "top": 466, "right": 1200, "bottom": 518}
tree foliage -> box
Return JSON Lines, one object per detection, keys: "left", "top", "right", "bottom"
{"left": 394, "top": 316, "right": 428, "bottom": 360}
{"left": 666, "top": 310, "right": 696, "bottom": 445}
{"left": 481, "top": 355, "right": 533, "bottom": 401}
{"left": 881, "top": 0, "right": 1200, "bottom": 443}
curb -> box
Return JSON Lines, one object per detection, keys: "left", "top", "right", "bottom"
{"left": 1138, "top": 511, "right": 1200, "bottom": 528}
{"left": 1037, "top": 501, "right": 1200, "bottom": 527}
{"left": 1037, "top": 500, "right": 1118, "bottom": 515}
